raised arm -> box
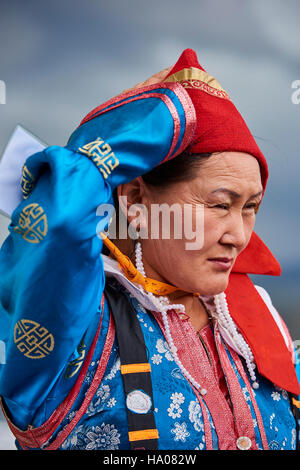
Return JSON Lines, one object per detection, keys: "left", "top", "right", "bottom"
{"left": 0, "top": 83, "right": 195, "bottom": 429}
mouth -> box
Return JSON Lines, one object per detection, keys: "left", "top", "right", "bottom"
{"left": 207, "top": 257, "right": 234, "bottom": 271}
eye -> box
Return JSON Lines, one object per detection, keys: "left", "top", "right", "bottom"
{"left": 215, "top": 204, "right": 230, "bottom": 210}
{"left": 244, "top": 203, "right": 259, "bottom": 211}
{"left": 214, "top": 203, "right": 259, "bottom": 212}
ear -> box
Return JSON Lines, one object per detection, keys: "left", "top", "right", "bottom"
{"left": 117, "top": 177, "right": 149, "bottom": 234}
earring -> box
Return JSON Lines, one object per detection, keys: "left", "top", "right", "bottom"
{"left": 135, "top": 240, "right": 146, "bottom": 277}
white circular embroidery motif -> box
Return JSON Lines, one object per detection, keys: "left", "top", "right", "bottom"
{"left": 126, "top": 390, "right": 152, "bottom": 414}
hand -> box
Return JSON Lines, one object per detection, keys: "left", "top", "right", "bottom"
{"left": 121, "top": 66, "right": 172, "bottom": 95}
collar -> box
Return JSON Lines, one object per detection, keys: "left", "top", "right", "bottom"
{"left": 102, "top": 254, "right": 161, "bottom": 312}
{"left": 102, "top": 254, "right": 249, "bottom": 358}
{"left": 101, "top": 233, "right": 180, "bottom": 296}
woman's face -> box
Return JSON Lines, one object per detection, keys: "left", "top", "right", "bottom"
{"left": 133, "top": 151, "right": 263, "bottom": 296}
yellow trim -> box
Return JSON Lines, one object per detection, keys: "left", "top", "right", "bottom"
{"left": 121, "top": 363, "right": 151, "bottom": 375}
{"left": 128, "top": 429, "right": 159, "bottom": 442}
{"left": 100, "top": 232, "right": 179, "bottom": 295}
{"left": 164, "top": 67, "right": 226, "bottom": 92}
{"left": 292, "top": 397, "right": 300, "bottom": 409}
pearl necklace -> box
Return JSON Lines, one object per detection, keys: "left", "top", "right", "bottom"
{"left": 135, "top": 241, "right": 259, "bottom": 392}
{"left": 135, "top": 241, "right": 208, "bottom": 395}
{"left": 214, "top": 294, "right": 259, "bottom": 389}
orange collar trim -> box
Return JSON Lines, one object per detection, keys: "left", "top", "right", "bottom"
{"left": 101, "top": 233, "right": 180, "bottom": 296}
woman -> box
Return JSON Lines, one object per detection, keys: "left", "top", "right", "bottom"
{"left": 0, "top": 49, "right": 299, "bottom": 451}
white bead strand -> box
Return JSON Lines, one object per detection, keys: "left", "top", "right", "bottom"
{"left": 134, "top": 241, "right": 207, "bottom": 396}
{"left": 135, "top": 242, "right": 146, "bottom": 277}
{"left": 214, "top": 292, "right": 259, "bottom": 389}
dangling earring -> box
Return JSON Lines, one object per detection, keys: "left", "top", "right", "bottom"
{"left": 133, "top": 239, "right": 208, "bottom": 396}
{"left": 134, "top": 240, "right": 146, "bottom": 292}
{"left": 135, "top": 240, "right": 146, "bottom": 277}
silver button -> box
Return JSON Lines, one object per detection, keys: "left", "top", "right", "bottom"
{"left": 236, "top": 436, "right": 252, "bottom": 450}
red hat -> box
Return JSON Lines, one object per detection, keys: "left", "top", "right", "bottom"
{"left": 165, "top": 49, "right": 300, "bottom": 394}
{"left": 164, "top": 48, "right": 268, "bottom": 191}
{"left": 163, "top": 48, "right": 278, "bottom": 276}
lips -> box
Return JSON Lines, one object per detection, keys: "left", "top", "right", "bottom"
{"left": 207, "top": 257, "right": 234, "bottom": 271}
{"left": 208, "top": 257, "right": 233, "bottom": 263}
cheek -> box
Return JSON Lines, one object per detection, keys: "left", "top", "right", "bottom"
{"left": 202, "top": 213, "right": 224, "bottom": 247}
{"left": 244, "top": 216, "right": 256, "bottom": 242}
{"left": 203, "top": 211, "right": 256, "bottom": 247}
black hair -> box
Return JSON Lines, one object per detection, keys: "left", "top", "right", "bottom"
{"left": 113, "top": 151, "right": 211, "bottom": 205}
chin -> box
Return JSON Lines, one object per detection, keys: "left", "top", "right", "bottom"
{"left": 196, "top": 274, "right": 230, "bottom": 297}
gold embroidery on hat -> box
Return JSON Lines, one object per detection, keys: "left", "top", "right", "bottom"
{"left": 21, "top": 164, "right": 36, "bottom": 199}
{"left": 14, "top": 319, "right": 54, "bottom": 359}
{"left": 78, "top": 137, "right": 119, "bottom": 179}
{"left": 164, "top": 67, "right": 230, "bottom": 100}
{"left": 14, "top": 203, "right": 48, "bottom": 243}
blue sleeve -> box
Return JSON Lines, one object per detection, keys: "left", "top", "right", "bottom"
{"left": 0, "top": 84, "right": 195, "bottom": 429}
{"left": 295, "top": 348, "right": 300, "bottom": 385}
{"left": 294, "top": 347, "right": 300, "bottom": 448}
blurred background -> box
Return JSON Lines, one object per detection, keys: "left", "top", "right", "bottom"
{"left": 0, "top": 0, "right": 299, "bottom": 449}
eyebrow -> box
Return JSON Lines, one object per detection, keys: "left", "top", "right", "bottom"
{"left": 210, "top": 188, "right": 263, "bottom": 200}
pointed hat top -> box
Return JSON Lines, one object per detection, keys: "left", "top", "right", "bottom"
{"left": 164, "top": 49, "right": 269, "bottom": 191}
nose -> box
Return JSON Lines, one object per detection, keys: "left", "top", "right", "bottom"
{"left": 219, "top": 211, "right": 248, "bottom": 250}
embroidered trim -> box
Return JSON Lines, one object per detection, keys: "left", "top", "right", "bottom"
{"left": 121, "top": 363, "right": 151, "bottom": 374}
{"left": 181, "top": 80, "right": 230, "bottom": 100}
{"left": 14, "top": 203, "right": 48, "bottom": 244}
{"left": 77, "top": 83, "right": 196, "bottom": 164}
{"left": 128, "top": 429, "right": 159, "bottom": 442}
{"left": 152, "top": 310, "right": 239, "bottom": 450}
{"left": 14, "top": 319, "right": 54, "bottom": 360}
{"left": 78, "top": 92, "right": 180, "bottom": 167}
{"left": 227, "top": 344, "right": 269, "bottom": 450}
{"left": 78, "top": 137, "right": 119, "bottom": 180}
{"left": 164, "top": 67, "right": 231, "bottom": 101}
{"left": 214, "top": 326, "right": 258, "bottom": 449}
{"left": 21, "top": 164, "right": 35, "bottom": 199}
{"left": 191, "top": 387, "right": 213, "bottom": 450}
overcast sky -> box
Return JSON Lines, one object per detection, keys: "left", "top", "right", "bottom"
{"left": 0, "top": 0, "right": 299, "bottom": 266}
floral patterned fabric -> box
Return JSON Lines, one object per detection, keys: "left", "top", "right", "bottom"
{"left": 31, "top": 282, "right": 299, "bottom": 451}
